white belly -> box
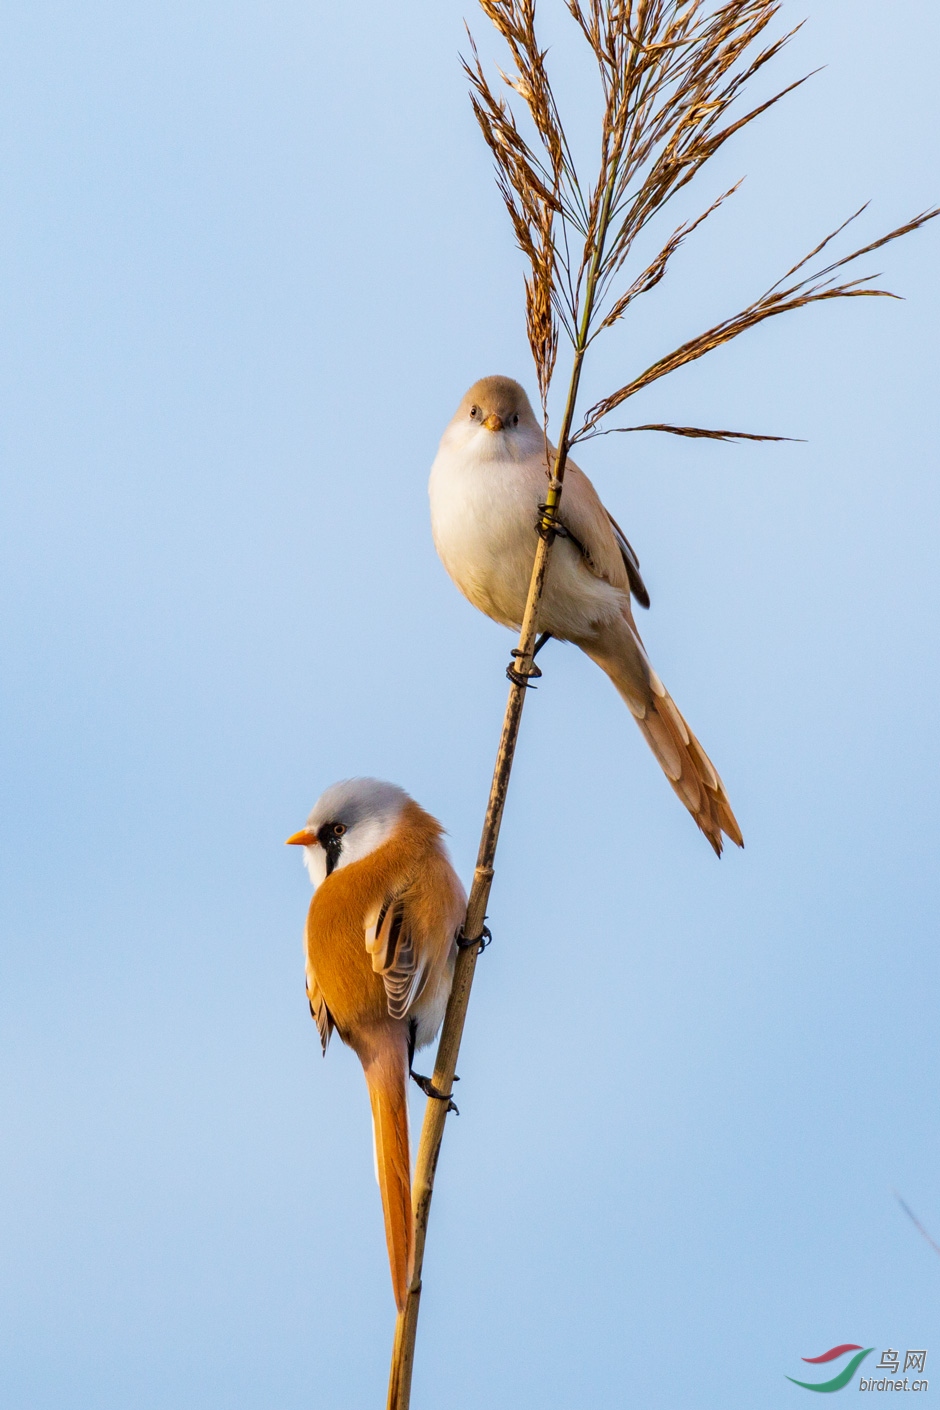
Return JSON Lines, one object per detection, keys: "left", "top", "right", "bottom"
{"left": 430, "top": 447, "right": 536, "bottom": 629}
{"left": 429, "top": 443, "right": 627, "bottom": 640}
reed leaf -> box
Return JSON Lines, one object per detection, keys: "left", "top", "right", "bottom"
{"left": 580, "top": 421, "right": 798, "bottom": 442}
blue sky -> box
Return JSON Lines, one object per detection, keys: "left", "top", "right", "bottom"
{"left": 1, "top": 2, "right": 937, "bottom": 1406}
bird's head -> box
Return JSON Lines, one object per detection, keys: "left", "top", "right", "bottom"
{"left": 447, "top": 375, "right": 542, "bottom": 461}
{"left": 286, "top": 778, "right": 409, "bottom": 888}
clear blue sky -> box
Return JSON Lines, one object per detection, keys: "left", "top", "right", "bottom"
{"left": 1, "top": 3, "right": 937, "bottom": 1406}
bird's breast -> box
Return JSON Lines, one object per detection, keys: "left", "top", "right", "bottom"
{"left": 307, "top": 875, "right": 389, "bottom": 1033}
{"left": 429, "top": 447, "right": 541, "bottom": 629}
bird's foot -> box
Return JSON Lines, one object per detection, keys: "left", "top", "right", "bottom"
{"left": 535, "top": 503, "right": 565, "bottom": 543}
{"left": 410, "top": 1071, "right": 459, "bottom": 1115}
{"left": 456, "top": 923, "right": 492, "bottom": 953}
{"left": 506, "top": 650, "right": 542, "bottom": 688}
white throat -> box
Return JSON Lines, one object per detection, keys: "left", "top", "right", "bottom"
{"left": 303, "top": 845, "right": 328, "bottom": 889}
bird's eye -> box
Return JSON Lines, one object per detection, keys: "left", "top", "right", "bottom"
{"left": 512, "top": 413, "right": 519, "bottom": 426}
{"left": 332, "top": 823, "right": 346, "bottom": 837}
{"left": 470, "top": 405, "right": 479, "bottom": 419}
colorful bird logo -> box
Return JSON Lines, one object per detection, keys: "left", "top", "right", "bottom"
{"left": 787, "top": 1344, "right": 874, "bottom": 1392}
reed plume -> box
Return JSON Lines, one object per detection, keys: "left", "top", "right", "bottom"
{"left": 386, "top": 4, "right": 936, "bottom": 1405}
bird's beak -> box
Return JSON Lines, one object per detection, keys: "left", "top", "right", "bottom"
{"left": 285, "top": 829, "right": 318, "bottom": 846}
{"left": 482, "top": 412, "right": 504, "bottom": 432}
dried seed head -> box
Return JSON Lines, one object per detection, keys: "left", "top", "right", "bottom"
{"left": 466, "top": 0, "right": 937, "bottom": 443}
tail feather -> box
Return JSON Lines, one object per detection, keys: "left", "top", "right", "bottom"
{"left": 363, "top": 1038, "right": 413, "bottom": 1312}
{"left": 638, "top": 687, "right": 742, "bottom": 856}
{"left": 582, "top": 617, "right": 743, "bottom": 856}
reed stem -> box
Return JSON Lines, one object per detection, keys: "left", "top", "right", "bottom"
{"left": 384, "top": 444, "right": 561, "bottom": 1410}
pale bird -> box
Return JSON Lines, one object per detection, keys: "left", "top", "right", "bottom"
{"left": 429, "top": 375, "right": 743, "bottom": 856}
{"left": 286, "top": 778, "right": 466, "bottom": 1310}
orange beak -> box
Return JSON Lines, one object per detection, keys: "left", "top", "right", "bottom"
{"left": 482, "top": 412, "right": 504, "bottom": 432}
{"left": 285, "top": 828, "right": 318, "bottom": 847}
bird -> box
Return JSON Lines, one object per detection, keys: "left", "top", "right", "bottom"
{"left": 429, "top": 375, "right": 743, "bottom": 856}
{"left": 286, "top": 778, "right": 466, "bottom": 1310}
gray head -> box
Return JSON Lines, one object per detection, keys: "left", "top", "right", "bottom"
{"left": 286, "top": 777, "right": 410, "bottom": 888}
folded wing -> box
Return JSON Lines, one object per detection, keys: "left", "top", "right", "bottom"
{"left": 365, "top": 894, "right": 428, "bottom": 1021}
{"left": 556, "top": 461, "right": 649, "bottom": 608}
{"left": 306, "top": 970, "right": 334, "bottom": 1055}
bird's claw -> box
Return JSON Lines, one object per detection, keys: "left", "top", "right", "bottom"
{"left": 506, "top": 649, "right": 542, "bottom": 688}
{"left": 535, "top": 505, "right": 562, "bottom": 542}
{"left": 410, "top": 1071, "right": 459, "bottom": 1115}
{"left": 456, "top": 923, "right": 492, "bottom": 953}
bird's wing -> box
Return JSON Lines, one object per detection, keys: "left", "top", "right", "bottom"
{"left": 306, "top": 969, "right": 334, "bottom": 1055}
{"left": 364, "top": 894, "right": 427, "bottom": 1023}
{"left": 557, "top": 462, "right": 650, "bottom": 607}
{"left": 604, "top": 508, "right": 650, "bottom": 609}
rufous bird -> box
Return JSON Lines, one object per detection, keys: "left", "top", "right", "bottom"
{"left": 286, "top": 778, "right": 466, "bottom": 1310}
{"left": 429, "top": 375, "right": 743, "bottom": 856}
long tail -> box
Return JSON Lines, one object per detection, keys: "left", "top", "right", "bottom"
{"left": 582, "top": 615, "right": 743, "bottom": 857}
{"left": 362, "top": 1034, "right": 413, "bottom": 1312}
